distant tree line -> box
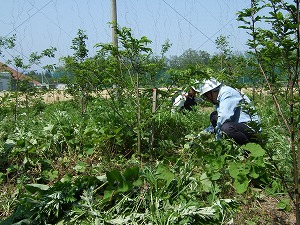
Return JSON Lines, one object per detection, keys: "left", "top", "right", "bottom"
{"left": 47, "top": 36, "right": 270, "bottom": 90}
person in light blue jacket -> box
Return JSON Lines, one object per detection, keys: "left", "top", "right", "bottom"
{"left": 193, "top": 78, "right": 261, "bottom": 145}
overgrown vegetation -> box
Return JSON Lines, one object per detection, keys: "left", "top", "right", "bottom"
{"left": 0, "top": 0, "right": 299, "bottom": 224}
{"left": 0, "top": 93, "right": 293, "bottom": 224}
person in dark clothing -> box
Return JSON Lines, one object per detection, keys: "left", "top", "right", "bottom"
{"left": 172, "top": 88, "right": 202, "bottom": 113}
{"left": 183, "top": 90, "right": 198, "bottom": 111}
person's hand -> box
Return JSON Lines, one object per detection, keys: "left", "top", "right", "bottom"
{"left": 202, "top": 125, "right": 215, "bottom": 134}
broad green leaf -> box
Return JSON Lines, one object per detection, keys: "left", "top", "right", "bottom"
{"left": 156, "top": 165, "right": 175, "bottom": 187}
{"left": 113, "top": 127, "right": 122, "bottom": 134}
{"left": 249, "top": 167, "right": 259, "bottom": 179}
{"left": 84, "top": 147, "right": 94, "bottom": 155}
{"left": 106, "top": 169, "right": 123, "bottom": 186}
{"left": 48, "top": 170, "right": 59, "bottom": 181}
{"left": 253, "top": 156, "right": 265, "bottom": 167}
{"left": 228, "top": 162, "right": 250, "bottom": 179}
{"left": 123, "top": 166, "right": 139, "bottom": 181}
{"left": 83, "top": 126, "right": 94, "bottom": 135}
{"left": 265, "top": 181, "right": 281, "bottom": 195}
{"left": 233, "top": 174, "right": 249, "bottom": 194}
{"left": 228, "top": 163, "right": 239, "bottom": 179}
{"left": 211, "top": 172, "right": 221, "bottom": 181}
{"left": 117, "top": 181, "right": 130, "bottom": 193}
{"left": 200, "top": 173, "right": 212, "bottom": 192}
{"left": 103, "top": 188, "right": 115, "bottom": 202}
{"left": 25, "top": 183, "right": 49, "bottom": 193}
{"left": 132, "top": 178, "right": 143, "bottom": 186}
{"left": 243, "top": 143, "right": 265, "bottom": 157}
{"left": 277, "top": 198, "right": 290, "bottom": 210}
{"left": 96, "top": 175, "right": 107, "bottom": 182}
{"left": 61, "top": 174, "right": 72, "bottom": 183}
{"left": 4, "top": 139, "right": 15, "bottom": 151}
{"left": 74, "top": 161, "right": 87, "bottom": 173}
{"left": 16, "top": 139, "right": 25, "bottom": 147}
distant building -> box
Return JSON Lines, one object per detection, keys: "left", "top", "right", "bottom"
{"left": 56, "top": 83, "right": 67, "bottom": 90}
{"left": 0, "top": 62, "right": 40, "bottom": 90}
{"left": 0, "top": 71, "right": 11, "bottom": 91}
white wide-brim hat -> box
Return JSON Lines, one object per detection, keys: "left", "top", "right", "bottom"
{"left": 192, "top": 78, "right": 221, "bottom": 95}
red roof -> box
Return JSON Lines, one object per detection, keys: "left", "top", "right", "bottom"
{"left": 0, "top": 62, "right": 40, "bottom": 85}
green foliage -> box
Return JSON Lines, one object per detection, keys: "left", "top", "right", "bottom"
{"left": 61, "top": 29, "right": 99, "bottom": 115}
{"left": 0, "top": 35, "right": 57, "bottom": 123}
{"left": 187, "top": 138, "right": 269, "bottom": 195}
{"left": 0, "top": 87, "right": 294, "bottom": 224}
{"left": 1, "top": 176, "right": 103, "bottom": 225}
{"left": 228, "top": 143, "right": 266, "bottom": 194}
{"left": 166, "top": 64, "right": 221, "bottom": 90}
{"left": 0, "top": 35, "right": 16, "bottom": 56}
{"left": 1, "top": 160, "right": 239, "bottom": 225}
{"left": 0, "top": 19, "right": 296, "bottom": 224}
{"left": 238, "top": 4, "right": 299, "bottom": 221}
{"left": 70, "top": 29, "right": 89, "bottom": 61}
{"left": 94, "top": 26, "right": 156, "bottom": 89}
{"left": 167, "top": 48, "right": 211, "bottom": 69}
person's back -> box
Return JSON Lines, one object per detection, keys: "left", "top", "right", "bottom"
{"left": 216, "top": 85, "right": 260, "bottom": 125}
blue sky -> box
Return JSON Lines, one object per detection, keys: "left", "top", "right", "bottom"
{"left": 1, "top": 0, "right": 251, "bottom": 71}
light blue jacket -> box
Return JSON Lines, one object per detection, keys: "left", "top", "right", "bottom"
{"left": 212, "top": 85, "right": 260, "bottom": 140}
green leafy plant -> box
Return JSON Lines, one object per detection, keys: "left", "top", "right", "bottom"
{"left": 238, "top": 1, "right": 300, "bottom": 222}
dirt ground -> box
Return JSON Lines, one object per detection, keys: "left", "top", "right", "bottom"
{"left": 234, "top": 195, "right": 296, "bottom": 225}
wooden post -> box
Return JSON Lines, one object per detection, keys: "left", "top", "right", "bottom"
{"left": 150, "top": 89, "right": 157, "bottom": 151}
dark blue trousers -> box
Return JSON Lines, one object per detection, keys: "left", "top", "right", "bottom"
{"left": 210, "top": 111, "right": 258, "bottom": 145}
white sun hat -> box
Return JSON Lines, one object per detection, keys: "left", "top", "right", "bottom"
{"left": 192, "top": 78, "right": 221, "bottom": 95}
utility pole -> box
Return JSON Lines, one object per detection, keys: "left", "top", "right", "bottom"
{"left": 111, "top": 0, "right": 118, "bottom": 97}
{"left": 111, "top": 0, "right": 118, "bottom": 47}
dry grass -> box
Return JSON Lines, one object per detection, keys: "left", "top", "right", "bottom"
{"left": 0, "top": 90, "right": 72, "bottom": 104}
{"left": 42, "top": 90, "right": 72, "bottom": 103}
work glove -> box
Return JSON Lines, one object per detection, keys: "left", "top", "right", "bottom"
{"left": 215, "top": 128, "right": 222, "bottom": 141}
{"left": 201, "top": 125, "right": 215, "bottom": 134}
{"left": 197, "top": 126, "right": 214, "bottom": 139}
